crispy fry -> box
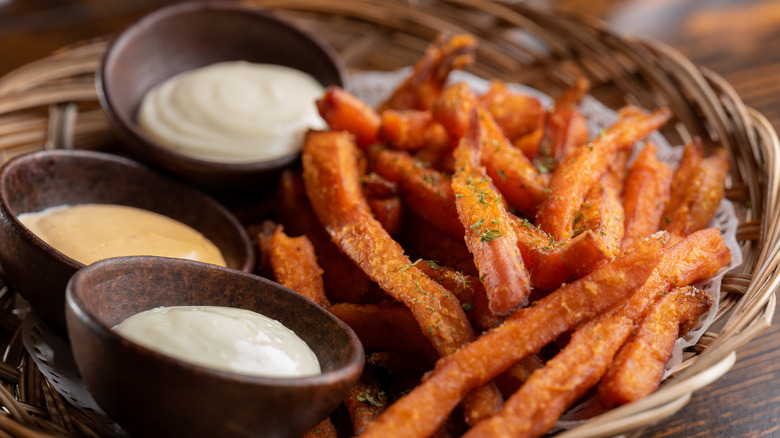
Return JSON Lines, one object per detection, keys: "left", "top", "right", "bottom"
{"left": 479, "top": 81, "right": 546, "bottom": 158}
{"left": 361, "top": 233, "right": 665, "bottom": 438}
{"left": 317, "top": 86, "right": 381, "bottom": 148}
{"left": 664, "top": 148, "right": 730, "bottom": 240}
{"left": 415, "top": 259, "right": 502, "bottom": 332}
{"left": 344, "top": 373, "right": 389, "bottom": 435}
{"left": 276, "top": 170, "right": 378, "bottom": 303}
{"left": 302, "top": 418, "right": 338, "bottom": 438}
{"left": 378, "top": 109, "right": 450, "bottom": 153}
{"left": 368, "top": 197, "right": 403, "bottom": 237}
{"left": 663, "top": 140, "right": 704, "bottom": 223}
{"left": 302, "top": 130, "right": 475, "bottom": 356}
{"left": 268, "top": 226, "right": 330, "bottom": 308}
{"left": 465, "top": 228, "right": 729, "bottom": 438}
{"left": 510, "top": 216, "right": 611, "bottom": 290}
{"left": 598, "top": 286, "right": 713, "bottom": 408}
{"left": 622, "top": 142, "right": 672, "bottom": 250}
{"left": 368, "top": 146, "right": 463, "bottom": 238}
{"left": 433, "top": 82, "right": 549, "bottom": 216}
{"left": 574, "top": 151, "right": 628, "bottom": 256}
{"left": 452, "top": 109, "right": 531, "bottom": 315}
{"left": 330, "top": 302, "right": 437, "bottom": 359}
{"left": 535, "top": 106, "right": 672, "bottom": 241}
{"left": 379, "top": 34, "right": 477, "bottom": 112}
{"left": 401, "top": 212, "right": 478, "bottom": 276}
{"left": 539, "top": 77, "right": 590, "bottom": 166}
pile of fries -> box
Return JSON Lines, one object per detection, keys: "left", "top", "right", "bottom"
{"left": 257, "top": 34, "right": 733, "bottom": 438}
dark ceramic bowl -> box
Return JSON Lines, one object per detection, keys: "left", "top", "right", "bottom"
{"left": 97, "top": 1, "right": 345, "bottom": 187}
{"left": 0, "top": 149, "right": 255, "bottom": 331}
{"left": 66, "top": 256, "right": 363, "bottom": 438}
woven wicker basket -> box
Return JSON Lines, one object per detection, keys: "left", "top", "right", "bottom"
{"left": 0, "top": 1, "right": 777, "bottom": 437}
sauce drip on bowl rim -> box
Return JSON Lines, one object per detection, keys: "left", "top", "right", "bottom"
{"left": 17, "top": 204, "right": 226, "bottom": 266}
{"left": 137, "top": 61, "right": 326, "bottom": 163}
{"left": 114, "top": 306, "right": 322, "bottom": 378}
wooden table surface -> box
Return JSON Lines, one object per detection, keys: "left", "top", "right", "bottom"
{"left": 1, "top": 1, "right": 778, "bottom": 437}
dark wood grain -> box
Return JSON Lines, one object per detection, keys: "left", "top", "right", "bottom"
{"left": 1, "top": 0, "right": 778, "bottom": 437}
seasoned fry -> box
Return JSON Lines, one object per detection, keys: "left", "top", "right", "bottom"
{"left": 479, "top": 81, "right": 546, "bottom": 158}
{"left": 622, "top": 143, "right": 672, "bottom": 250}
{"left": 302, "top": 130, "right": 475, "bottom": 355}
{"left": 268, "top": 226, "right": 330, "bottom": 308}
{"left": 317, "top": 86, "right": 381, "bottom": 148}
{"left": 465, "top": 228, "right": 729, "bottom": 438}
{"left": 575, "top": 151, "right": 628, "bottom": 256}
{"left": 415, "top": 259, "right": 502, "bottom": 331}
{"left": 344, "top": 373, "right": 389, "bottom": 435}
{"left": 367, "top": 197, "right": 403, "bottom": 237}
{"left": 598, "top": 286, "right": 713, "bottom": 408}
{"left": 401, "top": 212, "right": 478, "bottom": 276}
{"left": 378, "top": 109, "right": 450, "bottom": 152}
{"left": 510, "top": 216, "right": 611, "bottom": 290}
{"left": 276, "top": 171, "right": 378, "bottom": 303}
{"left": 360, "top": 233, "right": 665, "bottom": 438}
{"left": 434, "top": 82, "right": 549, "bottom": 217}
{"left": 330, "top": 302, "right": 438, "bottom": 359}
{"left": 379, "top": 34, "right": 477, "bottom": 112}
{"left": 302, "top": 418, "right": 338, "bottom": 438}
{"left": 535, "top": 106, "right": 672, "bottom": 241}
{"left": 368, "top": 146, "right": 463, "bottom": 238}
{"left": 663, "top": 140, "right": 704, "bottom": 224}
{"left": 541, "top": 77, "right": 590, "bottom": 166}
{"left": 452, "top": 109, "right": 531, "bottom": 315}
{"left": 664, "top": 148, "right": 730, "bottom": 240}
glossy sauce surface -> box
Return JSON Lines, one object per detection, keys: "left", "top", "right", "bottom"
{"left": 114, "top": 305, "right": 322, "bottom": 378}
{"left": 138, "top": 61, "right": 326, "bottom": 163}
{"left": 18, "top": 204, "right": 226, "bottom": 266}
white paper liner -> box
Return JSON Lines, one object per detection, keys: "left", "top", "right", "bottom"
{"left": 348, "top": 68, "right": 743, "bottom": 429}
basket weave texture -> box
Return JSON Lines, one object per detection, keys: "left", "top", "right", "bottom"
{"left": 0, "top": 1, "right": 778, "bottom": 437}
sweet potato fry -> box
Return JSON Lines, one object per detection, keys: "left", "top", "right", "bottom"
{"left": 664, "top": 148, "right": 730, "bottom": 240}
{"left": 433, "top": 82, "right": 549, "bottom": 216}
{"left": 379, "top": 33, "right": 477, "bottom": 112}
{"left": 510, "top": 216, "right": 611, "bottom": 290}
{"left": 400, "top": 212, "right": 478, "bottom": 276}
{"left": 367, "top": 196, "right": 403, "bottom": 237}
{"left": 329, "top": 302, "right": 437, "bottom": 359}
{"left": 535, "top": 106, "right": 672, "bottom": 241}
{"left": 479, "top": 81, "right": 546, "bottom": 158}
{"left": 539, "top": 77, "right": 590, "bottom": 166}
{"left": 302, "top": 130, "right": 475, "bottom": 356}
{"left": 574, "top": 151, "right": 628, "bottom": 256}
{"left": 465, "top": 228, "right": 729, "bottom": 438}
{"left": 302, "top": 418, "right": 338, "bottom": 438}
{"left": 415, "top": 259, "right": 502, "bottom": 332}
{"left": 360, "top": 233, "right": 665, "bottom": 438}
{"left": 378, "top": 109, "right": 450, "bottom": 153}
{"left": 268, "top": 226, "right": 330, "bottom": 308}
{"left": 598, "top": 286, "right": 713, "bottom": 408}
{"left": 622, "top": 142, "right": 672, "bottom": 251}
{"left": 452, "top": 109, "right": 531, "bottom": 315}
{"left": 344, "top": 373, "right": 389, "bottom": 435}
{"left": 316, "top": 86, "right": 381, "bottom": 148}
{"left": 276, "top": 170, "right": 379, "bottom": 304}
{"left": 367, "top": 146, "right": 463, "bottom": 238}
{"left": 663, "top": 139, "right": 704, "bottom": 224}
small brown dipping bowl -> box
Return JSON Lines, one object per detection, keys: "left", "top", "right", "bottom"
{"left": 66, "top": 256, "right": 364, "bottom": 438}
{"left": 0, "top": 150, "right": 255, "bottom": 330}
{"left": 98, "top": 1, "right": 345, "bottom": 187}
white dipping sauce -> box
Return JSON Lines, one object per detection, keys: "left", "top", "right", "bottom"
{"left": 137, "top": 61, "right": 326, "bottom": 163}
{"left": 114, "top": 306, "right": 322, "bottom": 378}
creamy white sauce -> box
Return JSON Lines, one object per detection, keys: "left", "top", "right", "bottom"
{"left": 114, "top": 306, "right": 321, "bottom": 378}
{"left": 137, "top": 61, "right": 326, "bottom": 163}
{"left": 17, "top": 204, "right": 226, "bottom": 266}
